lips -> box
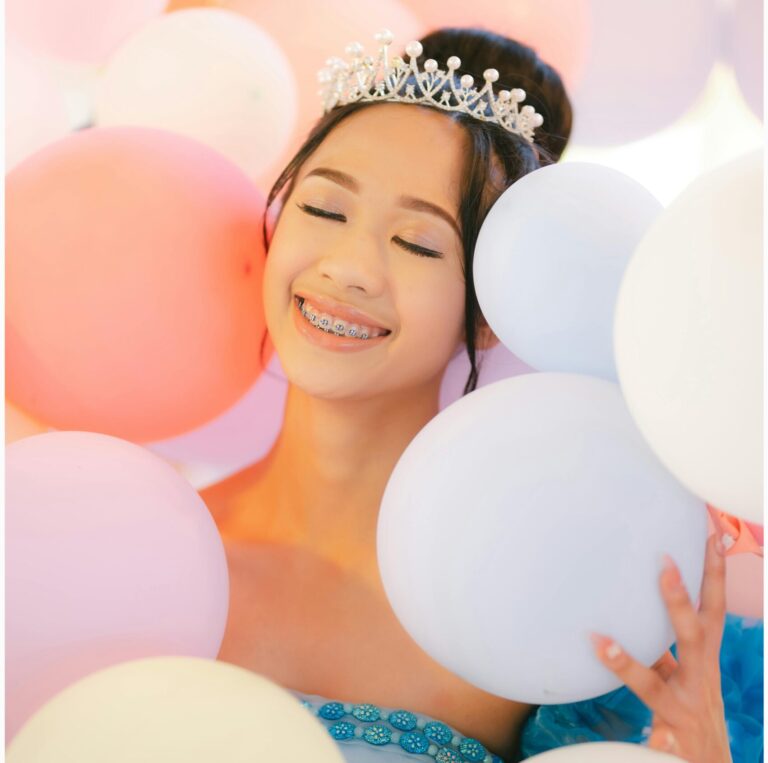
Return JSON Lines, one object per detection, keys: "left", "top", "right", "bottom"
{"left": 294, "top": 291, "right": 392, "bottom": 333}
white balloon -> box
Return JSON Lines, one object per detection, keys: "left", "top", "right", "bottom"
{"left": 474, "top": 162, "right": 661, "bottom": 381}
{"left": 95, "top": 9, "right": 297, "bottom": 182}
{"left": 377, "top": 372, "right": 707, "bottom": 704}
{"left": 614, "top": 150, "right": 763, "bottom": 524}
{"left": 526, "top": 741, "right": 682, "bottom": 761}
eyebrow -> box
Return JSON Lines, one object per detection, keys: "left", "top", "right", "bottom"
{"left": 303, "top": 167, "right": 461, "bottom": 239}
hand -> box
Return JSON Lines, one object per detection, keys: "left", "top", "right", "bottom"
{"left": 590, "top": 529, "right": 734, "bottom": 762}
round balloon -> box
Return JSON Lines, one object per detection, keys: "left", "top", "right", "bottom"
{"left": 7, "top": 657, "right": 344, "bottom": 763}
{"left": 6, "top": 0, "right": 166, "bottom": 63}
{"left": 6, "top": 126, "right": 269, "bottom": 442}
{"left": 6, "top": 431, "right": 229, "bottom": 742}
{"left": 95, "top": 8, "right": 297, "bottom": 182}
{"left": 723, "top": 0, "right": 763, "bottom": 121}
{"left": 614, "top": 150, "right": 762, "bottom": 524}
{"left": 377, "top": 372, "right": 708, "bottom": 704}
{"left": 473, "top": 162, "right": 661, "bottom": 381}
{"left": 569, "top": 0, "right": 719, "bottom": 145}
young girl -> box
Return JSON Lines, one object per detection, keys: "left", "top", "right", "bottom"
{"left": 199, "top": 27, "right": 742, "bottom": 763}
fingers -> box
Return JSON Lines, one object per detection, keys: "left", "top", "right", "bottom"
{"left": 659, "top": 553, "right": 706, "bottom": 667}
{"left": 698, "top": 532, "right": 728, "bottom": 643}
{"left": 650, "top": 649, "right": 678, "bottom": 681}
{"left": 590, "top": 633, "right": 689, "bottom": 726}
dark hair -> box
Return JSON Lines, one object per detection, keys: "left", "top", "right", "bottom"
{"left": 259, "top": 27, "right": 572, "bottom": 395}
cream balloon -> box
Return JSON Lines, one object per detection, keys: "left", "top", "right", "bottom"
{"left": 7, "top": 657, "right": 344, "bottom": 763}
{"left": 95, "top": 9, "right": 297, "bottom": 182}
{"left": 525, "top": 741, "right": 682, "bottom": 761}
{"left": 614, "top": 151, "right": 763, "bottom": 523}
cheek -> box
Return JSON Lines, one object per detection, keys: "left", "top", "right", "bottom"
{"left": 401, "top": 281, "right": 465, "bottom": 351}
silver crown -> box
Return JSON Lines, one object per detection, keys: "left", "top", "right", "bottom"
{"left": 317, "top": 29, "right": 544, "bottom": 143}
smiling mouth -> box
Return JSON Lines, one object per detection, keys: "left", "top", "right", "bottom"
{"left": 294, "top": 295, "right": 392, "bottom": 339}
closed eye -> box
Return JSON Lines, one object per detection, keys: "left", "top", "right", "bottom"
{"left": 296, "top": 202, "right": 443, "bottom": 258}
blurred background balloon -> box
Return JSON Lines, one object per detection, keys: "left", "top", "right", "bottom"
{"left": 94, "top": 9, "right": 297, "bottom": 184}
{"left": 6, "top": 126, "right": 269, "bottom": 443}
{"left": 473, "top": 162, "right": 662, "bottom": 381}
{"left": 6, "top": 0, "right": 166, "bottom": 63}
{"left": 614, "top": 150, "right": 763, "bottom": 524}
{"left": 378, "top": 373, "right": 708, "bottom": 704}
{"left": 568, "top": 0, "right": 719, "bottom": 145}
{"left": 7, "top": 657, "right": 344, "bottom": 763}
{"left": 6, "top": 432, "right": 229, "bottom": 743}
{"left": 721, "top": 0, "right": 763, "bottom": 121}
{"left": 5, "top": 401, "right": 50, "bottom": 445}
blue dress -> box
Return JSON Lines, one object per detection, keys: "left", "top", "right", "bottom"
{"left": 287, "top": 613, "right": 763, "bottom": 762}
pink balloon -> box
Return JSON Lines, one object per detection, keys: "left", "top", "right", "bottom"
{"left": 6, "top": 0, "right": 166, "bottom": 63}
{"left": 211, "top": 0, "right": 421, "bottom": 179}
{"left": 6, "top": 431, "right": 229, "bottom": 743}
{"left": 439, "top": 344, "right": 536, "bottom": 410}
{"left": 724, "top": 0, "right": 763, "bottom": 121}
{"left": 401, "top": 0, "right": 590, "bottom": 94}
{"left": 147, "top": 350, "right": 289, "bottom": 489}
{"left": 570, "top": 0, "right": 719, "bottom": 145}
{"left": 7, "top": 127, "right": 269, "bottom": 443}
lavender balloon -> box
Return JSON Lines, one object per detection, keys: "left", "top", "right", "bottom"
{"left": 6, "top": 431, "right": 229, "bottom": 743}
{"left": 473, "top": 162, "right": 661, "bottom": 382}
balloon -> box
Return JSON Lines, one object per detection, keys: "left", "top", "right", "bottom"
{"left": 614, "top": 150, "right": 763, "bottom": 524}
{"left": 7, "top": 657, "right": 344, "bottom": 763}
{"left": 723, "top": 0, "right": 763, "bottom": 121}
{"left": 205, "top": 0, "right": 421, "bottom": 178}
{"left": 439, "top": 343, "right": 535, "bottom": 410}
{"left": 6, "top": 126, "right": 269, "bottom": 442}
{"left": 6, "top": 432, "right": 229, "bottom": 742}
{"left": 524, "top": 741, "right": 682, "bottom": 761}
{"left": 6, "top": 42, "right": 73, "bottom": 172}
{"left": 570, "top": 0, "right": 719, "bottom": 145}
{"left": 147, "top": 347, "right": 288, "bottom": 490}
{"left": 95, "top": 9, "right": 297, "bottom": 182}
{"left": 400, "top": 0, "right": 590, "bottom": 93}
{"left": 473, "top": 162, "right": 662, "bottom": 381}
{"left": 377, "top": 372, "right": 708, "bottom": 704}
{"left": 6, "top": 0, "right": 166, "bottom": 63}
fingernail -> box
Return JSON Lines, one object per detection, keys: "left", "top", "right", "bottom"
{"left": 662, "top": 553, "right": 681, "bottom": 587}
{"left": 604, "top": 640, "right": 622, "bottom": 660}
{"left": 663, "top": 729, "right": 676, "bottom": 751}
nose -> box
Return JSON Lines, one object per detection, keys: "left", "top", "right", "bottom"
{"left": 316, "top": 231, "right": 387, "bottom": 296}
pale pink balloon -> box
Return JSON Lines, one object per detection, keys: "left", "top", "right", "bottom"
{"left": 401, "top": 0, "right": 590, "bottom": 94}
{"left": 6, "top": 431, "right": 229, "bottom": 743}
{"left": 439, "top": 343, "right": 536, "bottom": 410}
{"left": 210, "top": 0, "right": 421, "bottom": 180}
{"left": 706, "top": 511, "right": 763, "bottom": 618}
{"left": 147, "top": 350, "right": 289, "bottom": 490}
{"left": 7, "top": 127, "right": 269, "bottom": 443}
{"left": 6, "top": 0, "right": 166, "bottom": 63}
{"left": 570, "top": 0, "right": 719, "bottom": 145}
{"left": 724, "top": 0, "right": 763, "bottom": 120}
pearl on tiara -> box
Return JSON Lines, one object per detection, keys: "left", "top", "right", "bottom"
{"left": 317, "top": 30, "right": 545, "bottom": 142}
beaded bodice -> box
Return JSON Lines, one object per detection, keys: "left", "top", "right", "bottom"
{"left": 289, "top": 689, "right": 507, "bottom": 763}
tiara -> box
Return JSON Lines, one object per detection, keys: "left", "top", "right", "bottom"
{"left": 317, "top": 29, "right": 544, "bottom": 143}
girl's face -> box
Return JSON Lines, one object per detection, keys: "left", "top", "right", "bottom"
{"left": 263, "top": 103, "right": 469, "bottom": 401}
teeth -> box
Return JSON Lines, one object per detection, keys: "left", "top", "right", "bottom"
{"left": 297, "top": 296, "right": 388, "bottom": 340}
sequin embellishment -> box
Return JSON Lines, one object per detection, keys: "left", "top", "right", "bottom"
{"left": 297, "top": 694, "right": 504, "bottom": 762}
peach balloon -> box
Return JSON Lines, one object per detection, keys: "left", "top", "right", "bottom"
{"left": 7, "top": 126, "right": 270, "bottom": 442}
{"left": 95, "top": 9, "right": 298, "bottom": 183}
{"left": 400, "top": 0, "right": 590, "bottom": 93}
{"left": 204, "top": 0, "right": 421, "bottom": 180}
{"left": 6, "top": 0, "right": 166, "bottom": 63}
{"left": 5, "top": 401, "right": 50, "bottom": 445}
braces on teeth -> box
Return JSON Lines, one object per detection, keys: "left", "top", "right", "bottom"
{"left": 297, "top": 296, "right": 387, "bottom": 340}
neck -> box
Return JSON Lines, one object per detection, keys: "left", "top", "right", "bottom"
{"left": 250, "top": 375, "right": 444, "bottom": 580}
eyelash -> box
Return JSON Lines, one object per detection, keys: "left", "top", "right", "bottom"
{"left": 296, "top": 202, "right": 443, "bottom": 259}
